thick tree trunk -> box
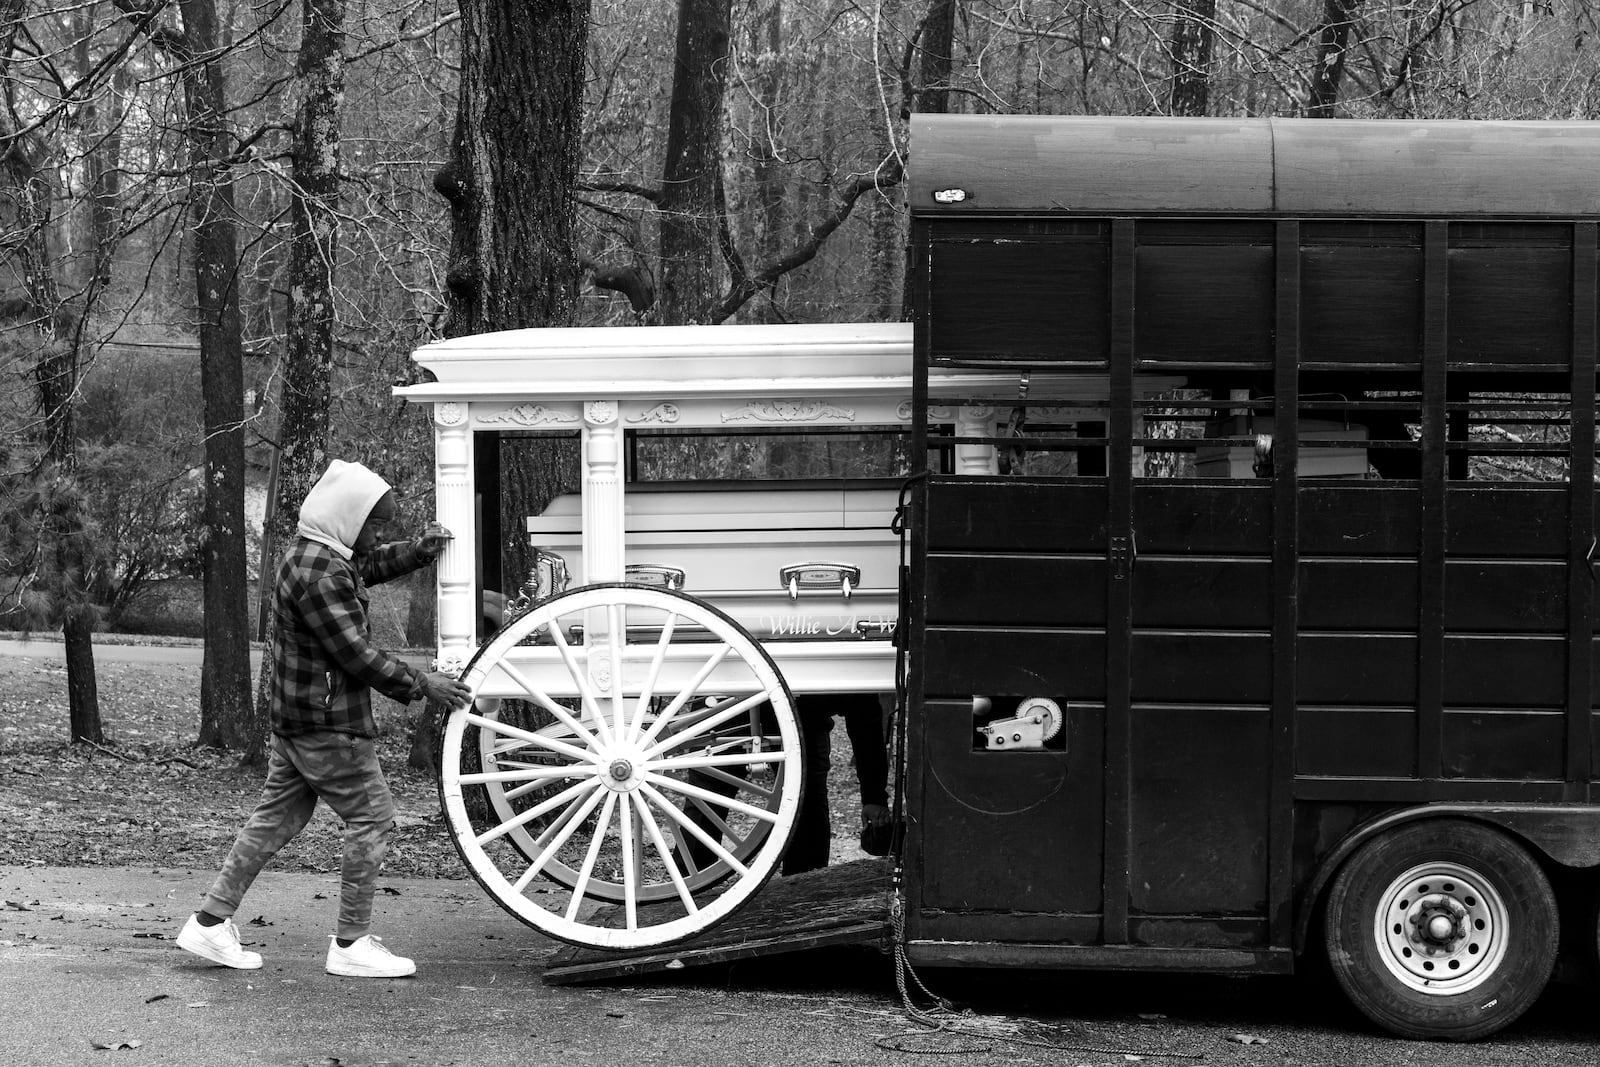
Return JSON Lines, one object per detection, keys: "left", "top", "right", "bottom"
{"left": 915, "top": 0, "right": 957, "bottom": 114}
{"left": 437, "top": 0, "right": 587, "bottom": 621}
{"left": 177, "top": 0, "right": 255, "bottom": 751}
{"left": 1169, "top": 0, "right": 1216, "bottom": 116}
{"left": 1308, "top": 0, "right": 1361, "bottom": 117}
{"left": 422, "top": 1, "right": 588, "bottom": 767}
{"left": 252, "top": 0, "right": 346, "bottom": 763}
{"left": 657, "top": 0, "right": 730, "bottom": 325}
{"left": 441, "top": 0, "right": 587, "bottom": 338}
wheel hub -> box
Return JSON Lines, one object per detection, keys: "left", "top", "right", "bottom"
{"left": 1409, "top": 896, "right": 1467, "bottom": 952}
{"left": 1378, "top": 864, "right": 1506, "bottom": 993}
{"left": 599, "top": 747, "right": 645, "bottom": 792}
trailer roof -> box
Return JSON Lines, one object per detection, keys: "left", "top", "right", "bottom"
{"left": 909, "top": 115, "right": 1600, "bottom": 218}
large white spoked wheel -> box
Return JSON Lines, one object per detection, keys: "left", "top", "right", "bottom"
{"left": 1323, "top": 819, "right": 1557, "bottom": 1041}
{"left": 439, "top": 583, "right": 803, "bottom": 950}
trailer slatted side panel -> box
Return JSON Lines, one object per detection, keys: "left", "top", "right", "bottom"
{"left": 904, "top": 117, "right": 1600, "bottom": 983}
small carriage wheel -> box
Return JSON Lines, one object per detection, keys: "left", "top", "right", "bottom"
{"left": 1322, "top": 819, "right": 1557, "bottom": 1041}
{"left": 439, "top": 583, "right": 803, "bottom": 950}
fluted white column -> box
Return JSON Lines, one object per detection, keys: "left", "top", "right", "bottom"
{"left": 433, "top": 402, "right": 475, "bottom": 673}
{"left": 582, "top": 400, "right": 624, "bottom": 584}
{"left": 957, "top": 404, "right": 999, "bottom": 475}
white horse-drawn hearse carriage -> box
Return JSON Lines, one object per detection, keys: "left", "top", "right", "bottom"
{"left": 397, "top": 320, "right": 1176, "bottom": 952}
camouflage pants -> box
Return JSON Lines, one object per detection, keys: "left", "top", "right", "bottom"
{"left": 202, "top": 730, "right": 396, "bottom": 940}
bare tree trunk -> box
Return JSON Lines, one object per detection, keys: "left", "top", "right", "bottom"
{"left": 175, "top": 0, "right": 255, "bottom": 750}
{"left": 658, "top": 0, "right": 730, "bottom": 325}
{"left": 1169, "top": 0, "right": 1216, "bottom": 116}
{"left": 914, "top": 0, "right": 957, "bottom": 114}
{"left": 1308, "top": 0, "right": 1361, "bottom": 117}
{"left": 3, "top": 6, "right": 105, "bottom": 745}
{"left": 440, "top": 0, "right": 587, "bottom": 597}
{"left": 742, "top": 0, "right": 783, "bottom": 322}
{"left": 63, "top": 614, "right": 102, "bottom": 742}
{"left": 403, "top": 567, "right": 436, "bottom": 646}
{"left": 900, "top": 0, "right": 958, "bottom": 314}
{"left": 440, "top": 0, "right": 586, "bottom": 338}
{"left": 420, "top": 0, "right": 589, "bottom": 770}
{"left": 252, "top": 0, "right": 346, "bottom": 764}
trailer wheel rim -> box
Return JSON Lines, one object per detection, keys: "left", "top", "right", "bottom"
{"left": 1373, "top": 860, "right": 1509, "bottom": 994}
{"left": 440, "top": 583, "right": 802, "bottom": 950}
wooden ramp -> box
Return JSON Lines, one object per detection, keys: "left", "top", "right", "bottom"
{"left": 543, "top": 858, "right": 891, "bottom": 985}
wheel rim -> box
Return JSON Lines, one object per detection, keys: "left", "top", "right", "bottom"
{"left": 1373, "top": 860, "right": 1510, "bottom": 994}
{"left": 440, "top": 584, "right": 801, "bottom": 950}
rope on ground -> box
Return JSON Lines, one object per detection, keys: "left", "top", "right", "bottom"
{"left": 881, "top": 879, "right": 1204, "bottom": 1060}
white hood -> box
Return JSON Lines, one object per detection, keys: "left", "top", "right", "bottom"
{"left": 295, "top": 460, "right": 391, "bottom": 560}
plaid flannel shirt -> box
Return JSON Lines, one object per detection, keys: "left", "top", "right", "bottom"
{"left": 270, "top": 536, "right": 430, "bottom": 737}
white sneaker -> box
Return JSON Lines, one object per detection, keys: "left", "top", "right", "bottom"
{"left": 325, "top": 935, "right": 415, "bottom": 978}
{"left": 176, "top": 914, "right": 263, "bottom": 969}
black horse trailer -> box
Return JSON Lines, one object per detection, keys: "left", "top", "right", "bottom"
{"left": 901, "top": 114, "right": 1600, "bottom": 1040}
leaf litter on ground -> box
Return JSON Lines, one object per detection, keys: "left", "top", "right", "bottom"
{"left": 0, "top": 647, "right": 871, "bottom": 877}
{"left": 0, "top": 655, "right": 462, "bottom": 878}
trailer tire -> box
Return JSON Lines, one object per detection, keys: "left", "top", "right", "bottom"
{"left": 1322, "top": 819, "right": 1557, "bottom": 1041}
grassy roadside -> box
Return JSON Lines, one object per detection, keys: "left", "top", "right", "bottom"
{"left": 0, "top": 652, "right": 456, "bottom": 878}
{"left": 0, "top": 650, "right": 870, "bottom": 881}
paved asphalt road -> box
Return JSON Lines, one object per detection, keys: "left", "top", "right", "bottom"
{"left": 2, "top": 866, "right": 1599, "bottom": 1067}
{"left": 6, "top": 637, "right": 1600, "bottom": 1063}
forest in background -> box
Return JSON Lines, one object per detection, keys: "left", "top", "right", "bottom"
{"left": 3, "top": 0, "right": 1599, "bottom": 750}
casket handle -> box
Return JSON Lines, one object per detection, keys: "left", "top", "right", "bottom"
{"left": 625, "top": 563, "right": 686, "bottom": 590}
{"left": 780, "top": 562, "right": 861, "bottom": 601}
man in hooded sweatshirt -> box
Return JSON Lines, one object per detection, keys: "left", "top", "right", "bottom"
{"left": 176, "top": 459, "right": 473, "bottom": 978}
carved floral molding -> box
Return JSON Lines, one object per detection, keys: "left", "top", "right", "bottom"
{"left": 722, "top": 400, "right": 855, "bottom": 423}
{"left": 476, "top": 404, "right": 580, "bottom": 427}
{"left": 626, "top": 403, "right": 681, "bottom": 425}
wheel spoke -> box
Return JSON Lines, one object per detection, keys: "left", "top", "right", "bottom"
{"left": 465, "top": 710, "right": 599, "bottom": 768}
{"left": 636, "top": 642, "right": 737, "bottom": 747}
{"left": 631, "top": 791, "right": 697, "bottom": 914}
{"left": 459, "top": 764, "right": 592, "bottom": 786}
{"left": 637, "top": 780, "right": 748, "bottom": 875}
{"left": 651, "top": 750, "right": 786, "bottom": 773}
{"left": 644, "top": 691, "right": 773, "bottom": 759}
{"left": 513, "top": 783, "right": 611, "bottom": 893}
{"left": 475, "top": 776, "right": 598, "bottom": 848}
{"left": 682, "top": 793, "right": 749, "bottom": 854}
{"left": 545, "top": 612, "right": 614, "bottom": 747}
{"left": 627, "top": 610, "right": 679, "bottom": 736}
{"left": 618, "top": 781, "right": 638, "bottom": 932}
{"left": 486, "top": 659, "right": 603, "bottom": 751}
{"left": 646, "top": 771, "right": 783, "bottom": 825}
{"left": 563, "top": 792, "right": 619, "bottom": 922}
{"left": 693, "top": 763, "right": 778, "bottom": 801}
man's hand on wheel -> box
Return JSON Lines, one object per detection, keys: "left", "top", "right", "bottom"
{"left": 421, "top": 671, "right": 472, "bottom": 708}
